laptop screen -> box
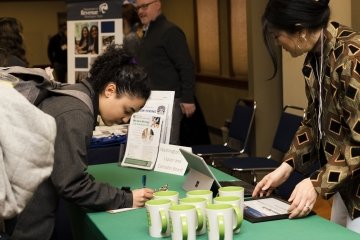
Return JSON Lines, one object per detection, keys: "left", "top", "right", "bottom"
{"left": 180, "top": 149, "right": 221, "bottom": 185}
{"left": 180, "top": 149, "right": 254, "bottom": 196}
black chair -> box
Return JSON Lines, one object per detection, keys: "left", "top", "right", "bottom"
{"left": 191, "top": 98, "right": 256, "bottom": 164}
{"left": 222, "top": 105, "right": 305, "bottom": 185}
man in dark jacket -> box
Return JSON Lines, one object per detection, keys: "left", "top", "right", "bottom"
{"left": 47, "top": 22, "right": 67, "bottom": 83}
{"left": 136, "top": 0, "right": 196, "bottom": 145}
{"left": 10, "top": 45, "right": 154, "bottom": 240}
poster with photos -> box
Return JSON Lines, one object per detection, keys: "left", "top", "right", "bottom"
{"left": 67, "top": 0, "right": 124, "bottom": 83}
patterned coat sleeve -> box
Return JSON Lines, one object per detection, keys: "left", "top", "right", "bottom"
{"left": 309, "top": 55, "right": 360, "bottom": 199}
{"left": 283, "top": 31, "right": 360, "bottom": 200}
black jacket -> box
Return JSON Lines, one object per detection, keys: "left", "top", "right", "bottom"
{"left": 47, "top": 32, "right": 67, "bottom": 65}
{"left": 137, "top": 14, "right": 195, "bottom": 103}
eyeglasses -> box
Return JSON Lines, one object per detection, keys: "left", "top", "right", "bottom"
{"left": 136, "top": 0, "right": 158, "bottom": 12}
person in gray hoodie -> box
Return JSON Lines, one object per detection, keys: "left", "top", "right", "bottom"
{"left": 9, "top": 45, "right": 154, "bottom": 239}
{"left": 0, "top": 81, "right": 56, "bottom": 236}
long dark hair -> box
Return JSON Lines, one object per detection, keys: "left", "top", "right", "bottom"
{"left": 89, "top": 44, "right": 151, "bottom": 100}
{"left": 79, "top": 26, "right": 89, "bottom": 47}
{"left": 0, "top": 17, "right": 28, "bottom": 66}
{"left": 262, "top": 0, "right": 330, "bottom": 79}
{"left": 89, "top": 25, "right": 99, "bottom": 54}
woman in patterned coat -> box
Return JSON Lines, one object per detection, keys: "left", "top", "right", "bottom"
{"left": 253, "top": 0, "right": 360, "bottom": 233}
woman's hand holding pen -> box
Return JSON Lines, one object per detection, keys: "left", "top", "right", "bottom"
{"left": 132, "top": 175, "right": 154, "bottom": 208}
{"left": 132, "top": 188, "right": 154, "bottom": 208}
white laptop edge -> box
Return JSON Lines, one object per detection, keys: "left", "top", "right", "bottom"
{"left": 180, "top": 149, "right": 221, "bottom": 192}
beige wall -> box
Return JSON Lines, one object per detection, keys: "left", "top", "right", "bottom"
{"left": 196, "top": 82, "right": 248, "bottom": 128}
{"left": 162, "top": 0, "right": 250, "bottom": 133}
{"left": 283, "top": 0, "right": 352, "bottom": 108}
{"left": 163, "top": 0, "right": 281, "bottom": 155}
{"left": 162, "top": 0, "right": 195, "bottom": 60}
{"left": 247, "top": 0, "right": 282, "bottom": 155}
{"left": 351, "top": 0, "right": 360, "bottom": 31}
{"left": 0, "top": 1, "right": 66, "bottom": 66}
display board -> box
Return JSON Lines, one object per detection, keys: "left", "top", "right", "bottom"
{"left": 67, "top": 0, "right": 124, "bottom": 83}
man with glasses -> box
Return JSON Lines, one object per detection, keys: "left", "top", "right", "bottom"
{"left": 135, "top": 0, "right": 196, "bottom": 145}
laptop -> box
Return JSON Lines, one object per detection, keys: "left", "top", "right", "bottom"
{"left": 180, "top": 149, "right": 254, "bottom": 197}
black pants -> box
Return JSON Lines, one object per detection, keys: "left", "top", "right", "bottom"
{"left": 180, "top": 97, "right": 210, "bottom": 146}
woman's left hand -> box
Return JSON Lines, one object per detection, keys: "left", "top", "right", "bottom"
{"left": 287, "top": 178, "right": 318, "bottom": 218}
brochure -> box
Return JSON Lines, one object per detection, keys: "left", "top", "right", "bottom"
{"left": 138, "top": 91, "right": 174, "bottom": 144}
{"left": 121, "top": 91, "right": 175, "bottom": 170}
{"left": 121, "top": 113, "right": 163, "bottom": 170}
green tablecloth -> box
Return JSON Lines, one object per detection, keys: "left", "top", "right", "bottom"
{"left": 69, "top": 163, "right": 360, "bottom": 240}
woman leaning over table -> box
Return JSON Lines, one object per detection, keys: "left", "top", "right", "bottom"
{"left": 253, "top": 0, "right": 360, "bottom": 233}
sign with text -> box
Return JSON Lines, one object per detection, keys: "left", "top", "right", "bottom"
{"left": 154, "top": 144, "right": 190, "bottom": 176}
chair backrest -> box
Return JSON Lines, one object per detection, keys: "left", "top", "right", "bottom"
{"left": 227, "top": 99, "right": 256, "bottom": 153}
{"left": 270, "top": 105, "right": 305, "bottom": 161}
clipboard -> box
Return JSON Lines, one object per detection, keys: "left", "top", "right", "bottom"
{"left": 244, "top": 196, "right": 315, "bottom": 223}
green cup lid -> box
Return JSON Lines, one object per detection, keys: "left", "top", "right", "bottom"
{"left": 146, "top": 199, "right": 172, "bottom": 206}
{"left": 187, "top": 190, "right": 212, "bottom": 195}
{"left": 206, "top": 203, "right": 233, "bottom": 210}
{"left": 180, "top": 197, "right": 207, "bottom": 203}
{"left": 214, "top": 196, "right": 241, "bottom": 202}
{"left": 169, "top": 204, "right": 195, "bottom": 211}
{"left": 154, "top": 190, "right": 178, "bottom": 197}
{"left": 219, "top": 186, "right": 244, "bottom": 191}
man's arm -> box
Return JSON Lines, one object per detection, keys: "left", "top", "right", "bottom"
{"left": 164, "top": 26, "right": 196, "bottom": 116}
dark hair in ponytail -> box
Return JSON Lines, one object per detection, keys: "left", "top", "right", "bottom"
{"left": 262, "top": 0, "right": 330, "bottom": 79}
{"left": 88, "top": 44, "right": 151, "bottom": 100}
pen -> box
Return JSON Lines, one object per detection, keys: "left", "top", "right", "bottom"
{"left": 142, "top": 175, "right": 147, "bottom": 188}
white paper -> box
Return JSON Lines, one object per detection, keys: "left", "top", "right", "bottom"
{"left": 244, "top": 198, "right": 289, "bottom": 217}
{"left": 121, "top": 113, "right": 163, "bottom": 170}
{"left": 93, "top": 124, "right": 128, "bottom": 137}
{"left": 121, "top": 91, "right": 174, "bottom": 170}
{"left": 139, "top": 91, "right": 174, "bottom": 144}
{"left": 107, "top": 208, "right": 136, "bottom": 214}
{"left": 154, "top": 144, "right": 191, "bottom": 176}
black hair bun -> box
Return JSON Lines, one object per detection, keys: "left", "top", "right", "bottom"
{"left": 317, "top": 0, "right": 330, "bottom": 6}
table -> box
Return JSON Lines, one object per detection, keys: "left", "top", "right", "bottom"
{"left": 70, "top": 163, "right": 360, "bottom": 240}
